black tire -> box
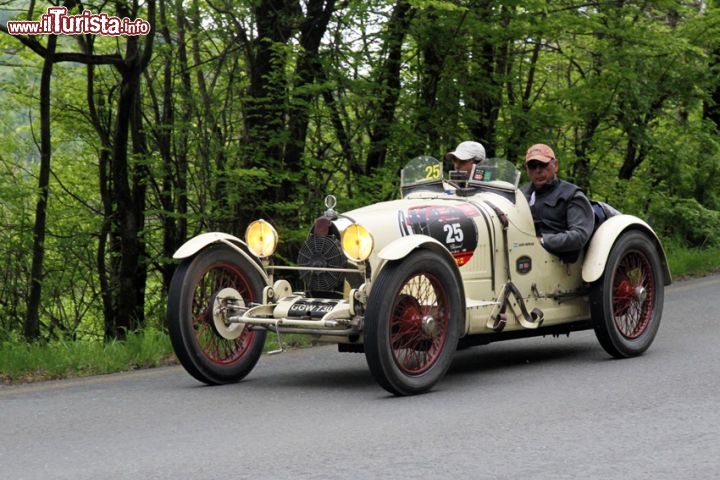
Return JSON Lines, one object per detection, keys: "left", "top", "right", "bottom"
{"left": 590, "top": 231, "right": 664, "bottom": 358}
{"left": 167, "top": 243, "right": 267, "bottom": 385}
{"left": 364, "top": 249, "right": 462, "bottom": 396}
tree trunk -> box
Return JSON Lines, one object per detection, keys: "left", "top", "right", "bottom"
{"left": 366, "top": 1, "right": 414, "bottom": 174}
{"left": 465, "top": 1, "right": 505, "bottom": 158}
{"left": 244, "top": 0, "right": 300, "bottom": 167}
{"left": 103, "top": 1, "right": 156, "bottom": 340}
{"left": 285, "top": 0, "right": 336, "bottom": 178}
{"left": 24, "top": 34, "right": 58, "bottom": 341}
{"left": 150, "top": 0, "right": 189, "bottom": 292}
{"left": 704, "top": 43, "right": 720, "bottom": 128}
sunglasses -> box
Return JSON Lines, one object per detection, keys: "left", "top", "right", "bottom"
{"left": 526, "top": 160, "right": 552, "bottom": 171}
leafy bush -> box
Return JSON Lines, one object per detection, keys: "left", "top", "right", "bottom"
{"left": 648, "top": 197, "right": 720, "bottom": 248}
{"left": 664, "top": 240, "right": 720, "bottom": 278}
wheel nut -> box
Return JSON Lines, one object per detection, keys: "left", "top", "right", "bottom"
{"left": 422, "top": 315, "right": 436, "bottom": 336}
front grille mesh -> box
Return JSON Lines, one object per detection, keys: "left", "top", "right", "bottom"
{"left": 297, "top": 234, "right": 345, "bottom": 292}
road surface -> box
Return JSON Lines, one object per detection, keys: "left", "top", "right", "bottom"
{"left": 1, "top": 274, "right": 719, "bottom": 479}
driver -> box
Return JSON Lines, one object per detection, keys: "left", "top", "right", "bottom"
{"left": 445, "top": 141, "right": 486, "bottom": 175}
{"left": 522, "top": 143, "right": 594, "bottom": 263}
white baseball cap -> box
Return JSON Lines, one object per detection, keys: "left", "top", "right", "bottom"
{"left": 445, "top": 141, "right": 486, "bottom": 162}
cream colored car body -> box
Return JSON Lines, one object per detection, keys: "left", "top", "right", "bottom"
{"left": 174, "top": 181, "right": 669, "bottom": 342}
{"left": 169, "top": 156, "right": 671, "bottom": 395}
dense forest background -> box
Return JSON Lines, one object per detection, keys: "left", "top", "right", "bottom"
{"left": 1, "top": 0, "right": 719, "bottom": 343}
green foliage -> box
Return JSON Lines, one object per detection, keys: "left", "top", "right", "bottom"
{"left": 1, "top": 0, "right": 720, "bottom": 345}
{"left": 664, "top": 241, "right": 720, "bottom": 279}
{"left": 0, "top": 0, "right": 719, "bottom": 384}
{"left": 649, "top": 197, "right": 720, "bottom": 248}
{"left": 0, "top": 128, "right": 35, "bottom": 335}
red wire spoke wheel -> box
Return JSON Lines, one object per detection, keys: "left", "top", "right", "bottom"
{"left": 168, "top": 244, "right": 266, "bottom": 385}
{"left": 591, "top": 231, "right": 665, "bottom": 358}
{"left": 364, "top": 249, "right": 462, "bottom": 396}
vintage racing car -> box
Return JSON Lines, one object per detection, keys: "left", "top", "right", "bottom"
{"left": 167, "top": 156, "right": 671, "bottom": 396}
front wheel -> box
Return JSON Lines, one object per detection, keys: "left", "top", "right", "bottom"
{"left": 364, "top": 249, "right": 463, "bottom": 396}
{"left": 167, "top": 243, "right": 267, "bottom": 385}
{"left": 590, "top": 231, "right": 664, "bottom": 358}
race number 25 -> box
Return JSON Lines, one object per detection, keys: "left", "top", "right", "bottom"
{"left": 444, "top": 223, "right": 464, "bottom": 244}
{"left": 425, "top": 164, "right": 441, "bottom": 180}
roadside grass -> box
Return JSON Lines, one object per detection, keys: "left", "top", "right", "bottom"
{"left": 664, "top": 242, "right": 720, "bottom": 279}
{"left": 0, "top": 330, "right": 313, "bottom": 385}
{"left": 0, "top": 329, "right": 176, "bottom": 384}
{"left": 1, "top": 243, "right": 718, "bottom": 385}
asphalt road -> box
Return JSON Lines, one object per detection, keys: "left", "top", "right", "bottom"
{"left": 2, "top": 274, "right": 719, "bottom": 480}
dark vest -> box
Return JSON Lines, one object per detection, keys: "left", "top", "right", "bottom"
{"left": 523, "top": 178, "right": 580, "bottom": 236}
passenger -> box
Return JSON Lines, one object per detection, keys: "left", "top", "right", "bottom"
{"left": 522, "top": 143, "right": 594, "bottom": 263}
{"left": 445, "top": 141, "right": 486, "bottom": 175}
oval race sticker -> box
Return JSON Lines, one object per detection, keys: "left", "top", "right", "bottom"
{"left": 402, "top": 205, "right": 479, "bottom": 266}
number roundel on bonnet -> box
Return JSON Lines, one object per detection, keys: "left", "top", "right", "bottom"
{"left": 402, "top": 205, "right": 479, "bottom": 266}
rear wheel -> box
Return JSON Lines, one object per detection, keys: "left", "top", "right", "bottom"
{"left": 168, "top": 244, "right": 267, "bottom": 384}
{"left": 364, "top": 249, "right": 462, "bottom": 396}
{"left": 590, "top": 231, "right": 664, "bottom": 358}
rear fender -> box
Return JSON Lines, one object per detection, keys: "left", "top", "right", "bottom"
{"left": 173, "top": 232, "right": 270, "bottom": 284}
{"left": 582, "top": 215, "right": 671, "bottom": 284}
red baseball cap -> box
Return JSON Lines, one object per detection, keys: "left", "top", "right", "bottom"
{"left": 525, "top": 143, "right": 555, "bottom": 163}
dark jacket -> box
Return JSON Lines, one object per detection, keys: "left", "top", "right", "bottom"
{"left": 522, "top": 178, "right": 595, "bottom": 262}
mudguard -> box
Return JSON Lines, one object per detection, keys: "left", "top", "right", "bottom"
{"left": 376, "top": 234, "right": 465, "bottom": 306}
{"left": 582, "top": 215, "right": 671, "bottom": 284}
{"left": 378, "top": 234, "right": 451, "bottom": 262}
{"left": 173, "top": 232, "right": 270, "bottom": 284}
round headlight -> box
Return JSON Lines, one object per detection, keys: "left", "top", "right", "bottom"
{"left": 245, "top": 220, "right": 278, "bottom": 258}
{"left": 341, "top": 223, "right": 374, "bottom": 262}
